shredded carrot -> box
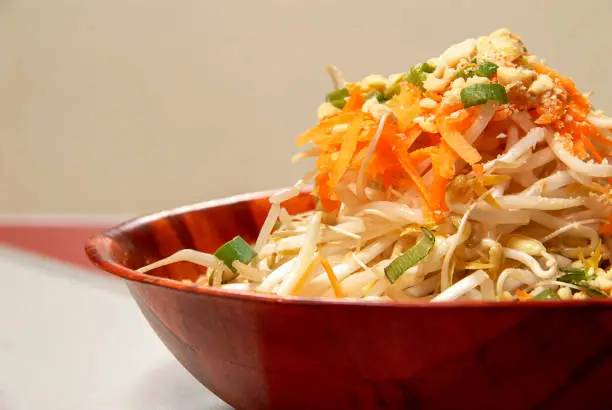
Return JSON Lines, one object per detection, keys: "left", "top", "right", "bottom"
{"left": 532, "top": 62, "right": 590, "bottom": 111}
{"left": 393, "top": 142, "right": 435, "bottom": 210}
{"left": 298, "top": 54, "right": 602, "bottom": 228}
{"left": 315, "top": 172, "right": 340, "bottom": 212}
{"left": 438, "top": 120, "right": 482, "bottom": 165}
{"left": 423, "top": 91, "right": 442, "bottom": 103}
{"left": 438, "top": 102, "right": 464, "bottom": 116}
{"left": 430, "top": 174, "right": 449, "bottom": 213}
{"left": 472, "top": 163, "right": 485, "bottom": 184}
{"left": 584, "top": 123, "right": 612, "bottom": 147}
{"left": 601, "top": 223, "right": 612, "bottom": 237}
{"left": 409, "top": 146, "right": 437, "bottom": 162}
{"left": 296, "top": 112, "right": 358, "bottom": 146}
{"left": 572, "top": 137, "right": 588, "bottom": 160}
{"left": 491, "top": 106, "right": 511, "bottom": 122}
{"left": 320, "top": 257, "right": 345, "bottom": 298}
{"left": 439, "top": 141, "right": 457, "bottom": 179}
{"left": 330, "top": 113, "right": 363, "bottom": 185}
{"left": 405, "top": 124, "right": 424, "bottom": 145}
{"left": 387, "top": 83, "right": 422, "bottom": 131}
{"left": 343, "top": 87, "right": 364, "bottom": 111}
{"left": 581, "top": 134, "right": 603, "bottom": 163}
{"left": 445, "top": 108, "right": 477, "bottom": 132}
{"left": 515, "top": 288, "right": 532, "bottom": 301}
{"left": 292, "top": 258, "right": 322, "bottom": 296}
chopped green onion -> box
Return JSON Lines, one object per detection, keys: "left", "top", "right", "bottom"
{"left": 421, "top": 62, "right": 436, "bottom": 73}
{"left": 208, "top": 269, "right": 239, "bottom": 287}
{"left": 330, "top": 99, "right": 346, "bottom": 109}
{"left": 383, "top": 83, "right": 401, "bottom": 100}
{"left": 559, "top": 266, "right": 590, "bottom": 277}
{"left": 273, "top": 221, "right": 282, "bottom": 232}
{"left": 325, "top": 87, "right": 349, "bottom": 103}
{"left": 532, "top": 289, "right": 560, "bottom": 300}
{"left": 405, "top": 68, "right": 426, "bottom": 89}
{"left": 475, "top": 61, "right": 498, "bottom": 77}
{"left": 557, "top": 271, "right": 593, "bottom": 284}
{"left": 384, "top": 227, "right": 435, "bottom": 283}
{"left": 557, "top": 270, "right": 606, "bottom": 298}
{"left": 582, "top": 286, "right": 608, "bottom": 298}
{"left": 557, "top": 273, "right": 590, "bottom": 283}
{"left": 213, "top": 236, "right": 257, "bottom": 273}
{"left": 460, "top": 83, "right": 508, "bottom": 108}
{"left": 404, "top": 63, "right": 434, "bottom": 90}
{"left": 367, "top": 90, "right": 387, "bottom": 104}
{"left": 456, "top": 61, "right": 498, "bottom": 80}
{"left": 455, "top": 67, "right": 473, "bottom": 80}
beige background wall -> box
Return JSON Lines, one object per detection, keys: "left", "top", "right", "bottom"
{"left": 1, "top": 0, "right": 610, "bottom": 214}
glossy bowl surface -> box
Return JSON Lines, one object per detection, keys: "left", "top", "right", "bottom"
{"left": 86, "top": 190, "right": 612, "bottom": 410}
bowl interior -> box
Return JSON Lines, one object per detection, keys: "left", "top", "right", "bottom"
{"left": 87, "top": 191, "right": 314, "bottom": 283}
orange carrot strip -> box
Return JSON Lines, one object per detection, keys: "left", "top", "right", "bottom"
{"left": 292, "top": 258, "right": 322, "bottom": 296}
{"left": 438, "top": 102, "right": 464, "bottom": 116}
{"left": 573, "top": 137, "right": 588, "bottom": 160}
{"left": 585, "top": 123, "right": 612, "bottom": 147}
{"left": 438, "top": 123, "right": 482, "bottom": 165}
{"left": 430, "top": 174, "right": 449, "bottom": 213}
{"left": 343, "top": 87, "right": 364, "bottom": 111}
{"left": 315, "top": 172, "right": 340, "bottom": 212}
{"left": 408, "top": 146, "right": 437, "bottom": 162}
{"left": 394, "top": 144, "right": 434, "bottom": 210}
{"left": 491, "top": 106, "right": 511, "bottom": 122}
{"left": 438, "top": 141, "right": 456, "bottom": 179}
{"left": 296, "top": 112, "right": 357, "bottom": 146}
{"left": 581, "top": 134, "right": 603, "bottom": 163}
{"left": 388, "top": 83, "right": 422, "bottom": 131}
{"left": 330, "top": 113, "right": 363, "bottom": 185}
{"left": 472, "top": 163, "right": 485, "bottom": 184}
{"left": 423, "top": 91, "right": 442, "bottom": 103}
{"left": 515, "top": 288, "right": 532, "bottom": 301}
{"left": 402, "top": 125, "right": 423, "bottom": 150}
{"left": 320, "top": 258, "right": 345, "bottom": 298}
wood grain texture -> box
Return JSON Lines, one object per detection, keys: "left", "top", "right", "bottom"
{"left": 85, "top": 190, "right": 612, "bottom": 410}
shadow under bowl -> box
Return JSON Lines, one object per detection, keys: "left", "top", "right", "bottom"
{"left": 85, "top": 190, "right": 612, "bottom": 410}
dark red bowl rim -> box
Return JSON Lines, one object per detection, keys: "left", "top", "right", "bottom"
{"left": 85, "top": 189, "right": 612, "bottom": 309}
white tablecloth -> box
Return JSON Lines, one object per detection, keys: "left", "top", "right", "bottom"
{"left": 0, "top": 246, "right": 229, "bottom": 410}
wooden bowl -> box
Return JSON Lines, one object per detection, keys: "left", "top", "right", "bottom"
{"left": 85, "top": 190, "right": 612, "bottom": 410}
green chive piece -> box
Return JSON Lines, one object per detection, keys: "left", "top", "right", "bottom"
{"left": 421, "top": 62, "right": 436, "bottom": 73}
{"left": 557, "top": 269, "right": 606, "bottom": 298}
{"left": 475, "top": 61, "right": 498, "bottom": 77}
{"left": 460, "top": 83, "right": 508, "bottom": 108}
{"left": 384, "top": 227, "right": 435, "bottom": 284}
{"left": 456, "top": 61, "right": 498, "bottom": 80}
{"left": 325, "top": 87, "right": 349, "bottom": 103}
{"left": 208, "top": 269, "right": 239, "bottom": 286}
{"left": 383, "top": 83, "right": 401, "bottom": 100}
{"left": 405, "top": 67, "right": 427, "bottom": 89}
{"left": 532, "top": 289, "right": 560, "bottom": 301}
{"left": 455, "top": 67, "right": 472, "bottom": 80}
{"left": 582, "top": 286, "right": 608, "bottom": 298}
{"left": 330, "top": 99, "right": 346, "bottom": 109}
{"left": 559, "top": 266, "right": 589, "bottom": 277}
{"left": 213, "top": 236, "right": 257, "bottom": 273}
{"left": 404, "top": 63, "right": 434, "bottom": 90}
{"left": 367, "top": 90, "right": 388, "bottom": 103}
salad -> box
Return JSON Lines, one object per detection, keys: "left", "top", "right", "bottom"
{"left": 139, "top": 29, "right": 612, "bottom": 302}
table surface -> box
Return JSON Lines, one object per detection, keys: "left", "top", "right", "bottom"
{"left": 0, "top": 246, "right": 230, "bottom": 410}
